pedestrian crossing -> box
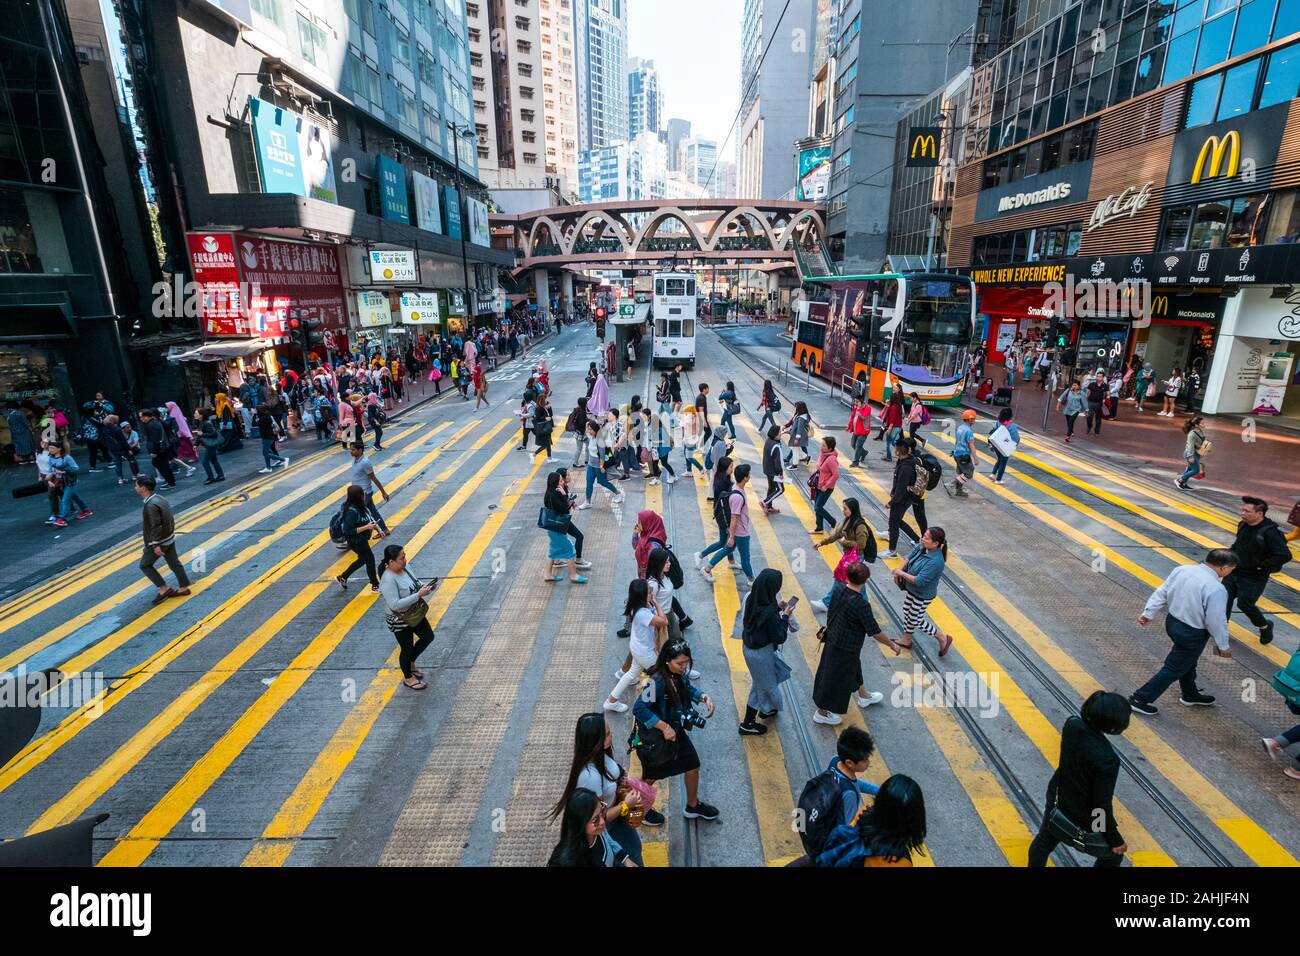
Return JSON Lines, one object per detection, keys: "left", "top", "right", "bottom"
{"left": 0, "top": 332, "right": 1297, "bottom": 867}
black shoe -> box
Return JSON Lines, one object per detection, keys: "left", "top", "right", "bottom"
{"left": 1128, "top": 695, "right": 1158, "bottom": 716}
{"left": 616, "top": 627, "right": 631, "bottom": 638}
{"left": 214, "top": 476, "right": 226, "bottom": 482}
{"left": 642, "top": 809, "right": 665, "bottom": 827}
{"left": 203, "top": 478, "right": 216, "bottom": 485}
{"left": 1179, "top": 691, "right": 1216, "bottom": 707}
{"left": 679, "top": 616, "right": 694, "bottom": 631}
{"left": 738, "top": 721, "right": 767, "bottom": 735}
{"left": 1260, "top": 622, "right": 1275, "bottom": 645}
{"left": 757, "top": 710, "right": 777, "bottom": 720}
{"left": 684, "top": 801, "right": 720, "bottom": 821}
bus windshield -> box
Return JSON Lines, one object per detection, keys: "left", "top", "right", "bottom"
{"left": 894, "top": 279, "right": 974, "bottom": 382}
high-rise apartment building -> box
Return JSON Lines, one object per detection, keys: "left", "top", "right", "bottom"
{"left": 738, "top": 0, "right": 818, "bottom": 199}
{"left": 574, "top": 0, "right": 628, "bottom": 152}
{"left": 540, "top": 0, "right": 579, "bottom": 197}
{"left": 627, "top": 56, "right": 661, "bottom": 138}
{"left": 467, "top": 0, "right": 547, "bottom": 189}
{"left": 679, "top": 136, "right": 718, "bottom": 191}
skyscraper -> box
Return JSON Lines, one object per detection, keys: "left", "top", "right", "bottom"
{"left": 679, "top": 136, "right": 718, "bottom": 192}
{"left": 627, "top": 56, "right": 661, "bottom": 139}
{"left": 540, "top": 0, "right": 580, "bottom": 197}
{"left": 467, "top": 0, "right": 547, "bottom": 189}
{"left": 665, "top": 117, "right": 691, "bottom": 172}
{"left": 574, "top": 0, "right": 628, "bottom": 152}
{"left": 737, "top": 0, "right": 818, "bottom": 199}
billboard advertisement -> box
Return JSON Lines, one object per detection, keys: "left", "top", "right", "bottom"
{"left": 400, "top": 291, "right": 443, "bottom": 325}
{"left": 466, "top": 196, "right": 491, "bottom": 247}
{"left": 377, "top": 154, "right": 410, "bottom": 223}
{"left": 236, "top": 235, "right": 347, "bottom": 338}
{"left": 356, "top": 290, "right": 393, "bottom": 327}
{"left": 412, "top": 170, "right": 443, "bottom": 234}
{"left": 248, "top": 97, "right": 336, "bottom": 201}
{"left": 186, "top": 232, "right": 246, "bottom": 336}
{"left": 443, "top": 184, "right": 463, "bottom": 239}
{"left": 299, "top": 116, "right": 337, "bottom": 202}
{"left": 369, "top": 249, "right": 418, "bottom": 282}
{"left": 797, "top": 144, "right": 831, "bottom": 201}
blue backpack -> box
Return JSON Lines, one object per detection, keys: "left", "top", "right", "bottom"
{"left": 815, "top": 798, "right": 871, "bottom": 867}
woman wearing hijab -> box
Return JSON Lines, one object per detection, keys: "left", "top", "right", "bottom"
{"left": 633, "top": 509, "right": 668, "bottom": 578}
{"left": 587, "top": 372, "right": 611, "bottom": 418}
{"left": 213, "top": 392, "right": 239, "bottom": 451}
{"left": 740, "top": 569, "right": 793, "bottom": 735}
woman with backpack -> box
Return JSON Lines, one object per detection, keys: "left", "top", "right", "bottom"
{"left": 334, "top": 485, "right": 381, "bottom": 593}
{"left": 817, "top": 774, "right": 927, "bottom": 867}
{"left": 811, "top": 436, "right": 841, "bottom": 534}
{"left": 565, "top": 397, "right": 590, "bottom": 468}
{"left": 739, "top": 568, "right": 794, "bottom": 736}
{"left": 1177, "top": 415, "right": 1208, "bottom": 490}
{"left": 905, "top": 392, "right": 929, "bottom": 447}
{"left": 630, "top": 637, "right": 719, "bottom": 824}
{"left": 379, "top": 544, "right": 438, "bottom": 691}
{"left": 586, "top": 362, "right": 599, "bottom": 398}
{"left": 813, "top": 562, "right": 898, "bottom": 725}
{"left": 718, "top": 380, "right": 740, "bottom": 439}
{"left": 880, "top": 393, "right": 904, "bottom": 462}
{"left": 892, "top": 526, "right": 954, "bottom": 657}
{"left": 1056, "top": 379, "right": 1087, "bottom": 443}
{"left": 365, "top": 393, "right": 386, "bottom": 451}
{"left": 549, "top": 714, "right": 646, "bottom": 866}
{"left": 758, "top": 379, "right": 780, "bottom": 432}
{"left": 812, "top": 497, "right": 877, "bottom": 611}
{"left": 989, "top": 407, "right": 1020, "bottom": 484}
{"left": 781, "top": 400, "right": 813, "bottom": 468}
{"left": 759, "top": 424, "right": 786, "bottom": 515}
{"left": 516, "top": 390, "right": 536, "bottom": 452}
{"left": 654, "top": 371, "right": 672, "bottom": 412}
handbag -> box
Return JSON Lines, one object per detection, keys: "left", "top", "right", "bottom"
{"left": 537, "top": 506, "right": 570, "bottom": 533}
{"left": 833, "top": 545, "right": 861, "bottom": 583}
{"left": 1198, "top": 439, "right": 1213, "bottom": 455}
{"left": 1289, "top": 500, "right": 1300, "bottom": 528}
{"left": 1047, "top": 805, "right": 1115, "bottom": 858}
{"left": 393, "top": 571, "right": 429, "bottom": 629}
{"left": 630, "top": 721, "right": 678, "bottom": 770}
{"left": 989, "top": 424, "right": 1017, "bottom": 457}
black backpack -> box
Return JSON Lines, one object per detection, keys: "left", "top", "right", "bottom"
{"left": 919, "top": 452, "right": 943, "bottom": 491}
{"left": 712, "top": 487, "right": 734, "bottom": 528}
{"left": 797, "top": 770, "right": 856, "bottom": 858}
{"left": 651, "top": 542, "right": 685, "bottom": 590}
{"left": 328, "top": 506, "right": 349, "bottom": 547}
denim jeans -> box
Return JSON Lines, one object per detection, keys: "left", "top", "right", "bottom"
{"left": 707, "top": 533, "right": 753, "bottom": 578}
{"left": 59, "top": 484, "right": 88, "bottom": 519}
{"left": 113, "top": 449, "right": 140, "bottom": 480}
{"left": 720, "top": 409, "right": 736, "bottom": 438}
{"left": 813, "top": 488, "right": 836, "bottom": 531}
{"left": 821, "top": 580, "right": 872, "bottom": 607}
{"left": 850, "top": 432, "right": 868, "bottom": 464}
{"left": 1133, "top": 615, "right": 1209, "bottom": 704}
{"left": 884, "top": 427, "right": 901, "bottom": 461}
{"left": 585, "top": 464, "right": 619, "bottom": 500}
{"left": 201, "top": 445, "right": 224, "bottom": 480}
{"left": 992, "top": 449, "right": 1010, "bottom": 481}
{"left": 683, "top": 449, "right": 704, "bottom": 473}
{"left": 261, "top": 438, "right": 286, "bottom": 469}
{"left": 1179, "top": 452, "right": 1200, "bottom": 484}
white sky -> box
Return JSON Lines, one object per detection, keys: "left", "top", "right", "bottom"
{"left": 628, "top": 0, "right": 742, "bottom": 154}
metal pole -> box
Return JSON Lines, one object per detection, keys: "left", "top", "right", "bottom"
{"left": 924, "top": 211, "right": 937, "bottom": 272}
{"left": 449, "top": 125, "right": 474, "bottom": 336}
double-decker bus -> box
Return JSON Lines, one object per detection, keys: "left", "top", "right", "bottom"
{"left": 791, "top": 272, "right": 976, "bottom": 406}
{"left": 651, "top": 271, "right": 697, "bottom": 367}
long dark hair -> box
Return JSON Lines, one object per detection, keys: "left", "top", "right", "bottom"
{"left": 345, "top": 485, "right": 366, "bottom": 511}
{"left": 858, "top": 774, "right": 927, "bottom": 864}
{"left": 646, "top": 548, "right": 670, "bottom": 585}
{"left": 646, "top": 638, "right": 692, "bottom": 715}
{"left": 548, "top": 713, "right": 617, "bottom": 822}
{"left": 712, "top": 455, "right": 734, "bottom": 496}
{"left": 623, "top": 578, "right": 650, "bottom": 618}
{"left": 546, "top": 788, "right": 601, "bottom": 867}
{"left": 1182, "top": 415, "right": 1203, "bottom": 434}
{"left": 842, "top": 497, "right": 866, "bottom": 539}
{"left": 794, "top": 400, "right": 809, "bottom": 417}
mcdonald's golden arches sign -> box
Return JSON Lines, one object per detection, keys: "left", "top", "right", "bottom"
{"left": 1190, "top": 130, "right": 1240, "bottom": 184}
{"left": 906, "top": 127, "right": 941, "bottom": 167}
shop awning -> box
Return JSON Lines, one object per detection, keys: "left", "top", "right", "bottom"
{"left": 167, "top": 339, "right": 279, "bottom": 362}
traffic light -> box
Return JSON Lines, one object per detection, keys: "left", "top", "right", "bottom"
{"left": 303, "top": 317, "right": 325, "bottom": 347}
{"left": 595, "top": 306, "right": 607, "bottom": 341}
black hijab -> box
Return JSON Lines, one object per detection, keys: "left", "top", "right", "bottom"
{"left": 743, "top": 568, "right": 783, "bottom": 634}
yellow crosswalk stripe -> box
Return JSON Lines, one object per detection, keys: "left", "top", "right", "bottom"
{"left": 97, "top": 431, "right": 526, "bottom": 866}
{"left": 0, "top": 421, "right": 480, "bottom": 801}
{"left": 685, "top": 470, "right": 807, "bottom": 864}
{"left": 242, "top": 451, "right": 547, "bottom": 866}
{"left": 0, "top": 424, "right": 424, "bottom": 671}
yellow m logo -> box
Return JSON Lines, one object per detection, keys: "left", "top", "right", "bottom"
{"left": 911, "top": 134, "right": 936, "bottom": 158}
{"left": 1152, "top": 295, "right": 1168, "bottom": 317}
{"left": 1190, "top": 131, "right": 1240, "bottom": 184}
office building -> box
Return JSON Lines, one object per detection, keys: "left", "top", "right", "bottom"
{"left": 540, "top": 0, "right": 580, "bottom": 197}
{"left": 574, "top": 0, "right": 628, "bottom": 151}
{"left": 665, "top": 116, "right": 691, "bottom": 171}
{"left": 627, "top": 55, "right": 661, "bottom": 138}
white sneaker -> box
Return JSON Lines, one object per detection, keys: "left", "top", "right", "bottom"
{"left": 185, "top": 467, "right": 197, "bottom": 477}
{"left": 854, "top": 691, "right": 884, "bottom": 708}
{"left": 575, "top": 559, "right": 592, "bottom": 569}
{"left": 699, "top": 566, "right": 715, "bottom": 584}
{"left": 648, "top": 478, "right": 660, "bottom": 485}
{"left": 280, "top": 456, "right": 290, "bottom": 468}
{"left": 813, "top": 710, "right": 843, "bottom": 726}
{"left": 612, "top": 493, "right": 625, "bottom": 504}
{"left": 258, "top": 467, "right": 273, "bottom": 473}
{"left": 603, "top": 698, "right": 628, "bottom": 713}
{"left": 687, "top": 668, "right": 701, "bottom": 681}
{"left": 666, "top": 475, "right": 677, "bottom": 484}
{"left": 881, "top": 550, "right": 898, "bottom": 559}
{"left": 578, "top": 502, "right": 592, "bottom": 510}
{"left": 811, "top": 599, "right": 828, "bottom": 613}
{"left": 693, "top": 551, "right": 704, "bottom": 569}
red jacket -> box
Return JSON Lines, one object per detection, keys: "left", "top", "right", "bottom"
{"left": 816, "top": 449, "right": 840, "bottom": 491}
{"left": 848, "top": 403, "right": 872, "bottom": 436}
{"left": 883, "top": 402, "right": 903, "bottom": 428}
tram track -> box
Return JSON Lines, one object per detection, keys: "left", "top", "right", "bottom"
{"left": 709, "top": 325, "right": 1237, "bottom": 867}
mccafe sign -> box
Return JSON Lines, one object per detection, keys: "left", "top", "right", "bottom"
{"left": 1087, "top": 181, "right": 1153, "bottom": 232}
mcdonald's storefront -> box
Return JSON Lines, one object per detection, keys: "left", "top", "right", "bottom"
{"left": 1129, "top": 293, "right": 1225, "bottom": 406}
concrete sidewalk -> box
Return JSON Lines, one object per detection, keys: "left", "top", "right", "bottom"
{"left": 966, "top": 362, "right": 1300, "bottom": 516}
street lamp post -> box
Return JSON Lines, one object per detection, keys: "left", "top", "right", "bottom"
{"left": 446, "top": 122, "right": 476, "bottom": 334}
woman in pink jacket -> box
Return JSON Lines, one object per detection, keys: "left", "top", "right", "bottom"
{"left": 811, "top": 435, "right": 841, "bottom": 534}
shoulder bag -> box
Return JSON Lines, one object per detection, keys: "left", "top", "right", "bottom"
{"left": 537, "top": 505, "right": 571, "bottom": 532}
{"left": 392, "top": 571, "right": 429, "bottom": 629}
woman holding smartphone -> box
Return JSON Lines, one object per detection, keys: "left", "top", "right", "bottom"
{"left": 380, "top": 544, "right": 439, "bottom": 691}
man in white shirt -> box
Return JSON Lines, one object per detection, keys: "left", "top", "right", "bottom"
{"left": 1129, "top": 549, "right": 1237, "bottom": 716}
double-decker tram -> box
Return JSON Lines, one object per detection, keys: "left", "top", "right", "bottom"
{"left": 791, "top": 272, "right": 976, "bottom": 406}
{"left": 651, "top": 271, "right": 697, "bottom": 368}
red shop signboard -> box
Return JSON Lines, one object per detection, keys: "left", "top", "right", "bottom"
{"left": 187, "top": 232, "right": 347, "bottom": 338}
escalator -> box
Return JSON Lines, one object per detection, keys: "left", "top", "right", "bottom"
{"left": 793, "top": 235, "right": 837, "bottom": 281}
